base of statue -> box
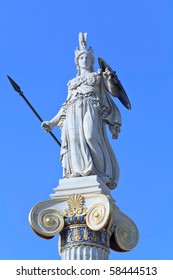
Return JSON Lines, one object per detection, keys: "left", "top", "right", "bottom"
{"left": 29, "top": 176, "right": 139, "bottom": 260}
{"left": 51, "top": 175, "right": 111, "bottom": 198}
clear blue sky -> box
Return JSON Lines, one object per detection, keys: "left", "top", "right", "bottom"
{"left": 1, "top": 0, "right": 173, "bottom": 260}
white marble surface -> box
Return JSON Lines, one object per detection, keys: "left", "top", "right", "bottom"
{"left": 51, "top": 175, "right": 111, "bottom": 198}
{"left": 61, "top": 246, "right": 109, "bottom": 260}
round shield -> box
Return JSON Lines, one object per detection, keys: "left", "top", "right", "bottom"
{"left": 98, "top": 57, "right": 131, "bottom": 109}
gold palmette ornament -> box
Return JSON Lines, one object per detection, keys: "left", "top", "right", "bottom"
{"left": 64, "top": 194, "right": 87, "bottom": 217}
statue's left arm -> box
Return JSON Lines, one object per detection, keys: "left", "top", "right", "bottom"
{"left": 100, "top": 69, "right": 122, "bottom": 139}
{"left": 102, "top": 68, "right": 120, "bottom": 98}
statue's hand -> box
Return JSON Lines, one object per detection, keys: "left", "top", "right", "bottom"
{"left": 109, "top": 123, "right": 121, "bottom": 139}
{"left": 41, "top": 121, "right": 54, "bottom": 133}
{"left": 103, "top": 67, "right": 114, "bottom": 81}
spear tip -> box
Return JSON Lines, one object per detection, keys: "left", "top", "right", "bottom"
{"left": 7, "top": 75, "right": 22, "bottom": 94}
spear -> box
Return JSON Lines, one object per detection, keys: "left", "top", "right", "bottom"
{"left": 7, "top": 75, "right": 61, "bottom": 147}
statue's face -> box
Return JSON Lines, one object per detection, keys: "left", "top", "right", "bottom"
{"left": 78, "top": 53, "right": 92, "bottom": 70}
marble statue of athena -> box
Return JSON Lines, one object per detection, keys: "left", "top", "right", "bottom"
{"left": 42, "top": 32, "right": 122, "bottom": 189}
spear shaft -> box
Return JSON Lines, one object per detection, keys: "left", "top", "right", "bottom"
{"left": 7, "top": 75, "right": 61, "bottom": 147}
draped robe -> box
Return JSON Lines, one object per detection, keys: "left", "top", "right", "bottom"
{"left": 56, "top": 72, "right": 122, "bottom": 189}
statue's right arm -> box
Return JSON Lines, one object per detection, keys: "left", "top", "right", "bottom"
{"left": 41, "top": 105, "right": 66, "bottom": 132}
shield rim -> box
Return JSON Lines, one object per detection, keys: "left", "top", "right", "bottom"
{"left": 98, "top": 57, "right": 131, "bottom": 110}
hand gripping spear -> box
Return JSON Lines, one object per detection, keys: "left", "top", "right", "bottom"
{"left": 7, "top": 75, "right": 61, "bottom": 147}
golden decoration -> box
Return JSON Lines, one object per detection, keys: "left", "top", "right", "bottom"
{"left": 59, "top": 226, "right": 110, "bottom": 254}
{"left": 64, "top": 194, "right": 87, "bottom": 217}
{"left": 67, "top": 232, "right": 71, "bottom": 242}
{"left": 83, "top": 228, "right": 89, "bottom": 240}
{"left": 72, "top": 228, "right": 81, "bottom": 241}
{"left": 38, "top": 209, "right": 64, "bottom": 235}
{"left": 86, "top": 203, "right": 110, "bottom": 231}
{"left": 60, "top": 241, "right": 110, "bottom": 254}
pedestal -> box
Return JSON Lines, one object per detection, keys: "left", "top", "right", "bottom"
{"left": 29, "top": 176, "right": 139, "bottom": 260}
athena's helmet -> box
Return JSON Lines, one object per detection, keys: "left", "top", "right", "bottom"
{"left": 75, "top": 32, "right": 95, "bottom": 75}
